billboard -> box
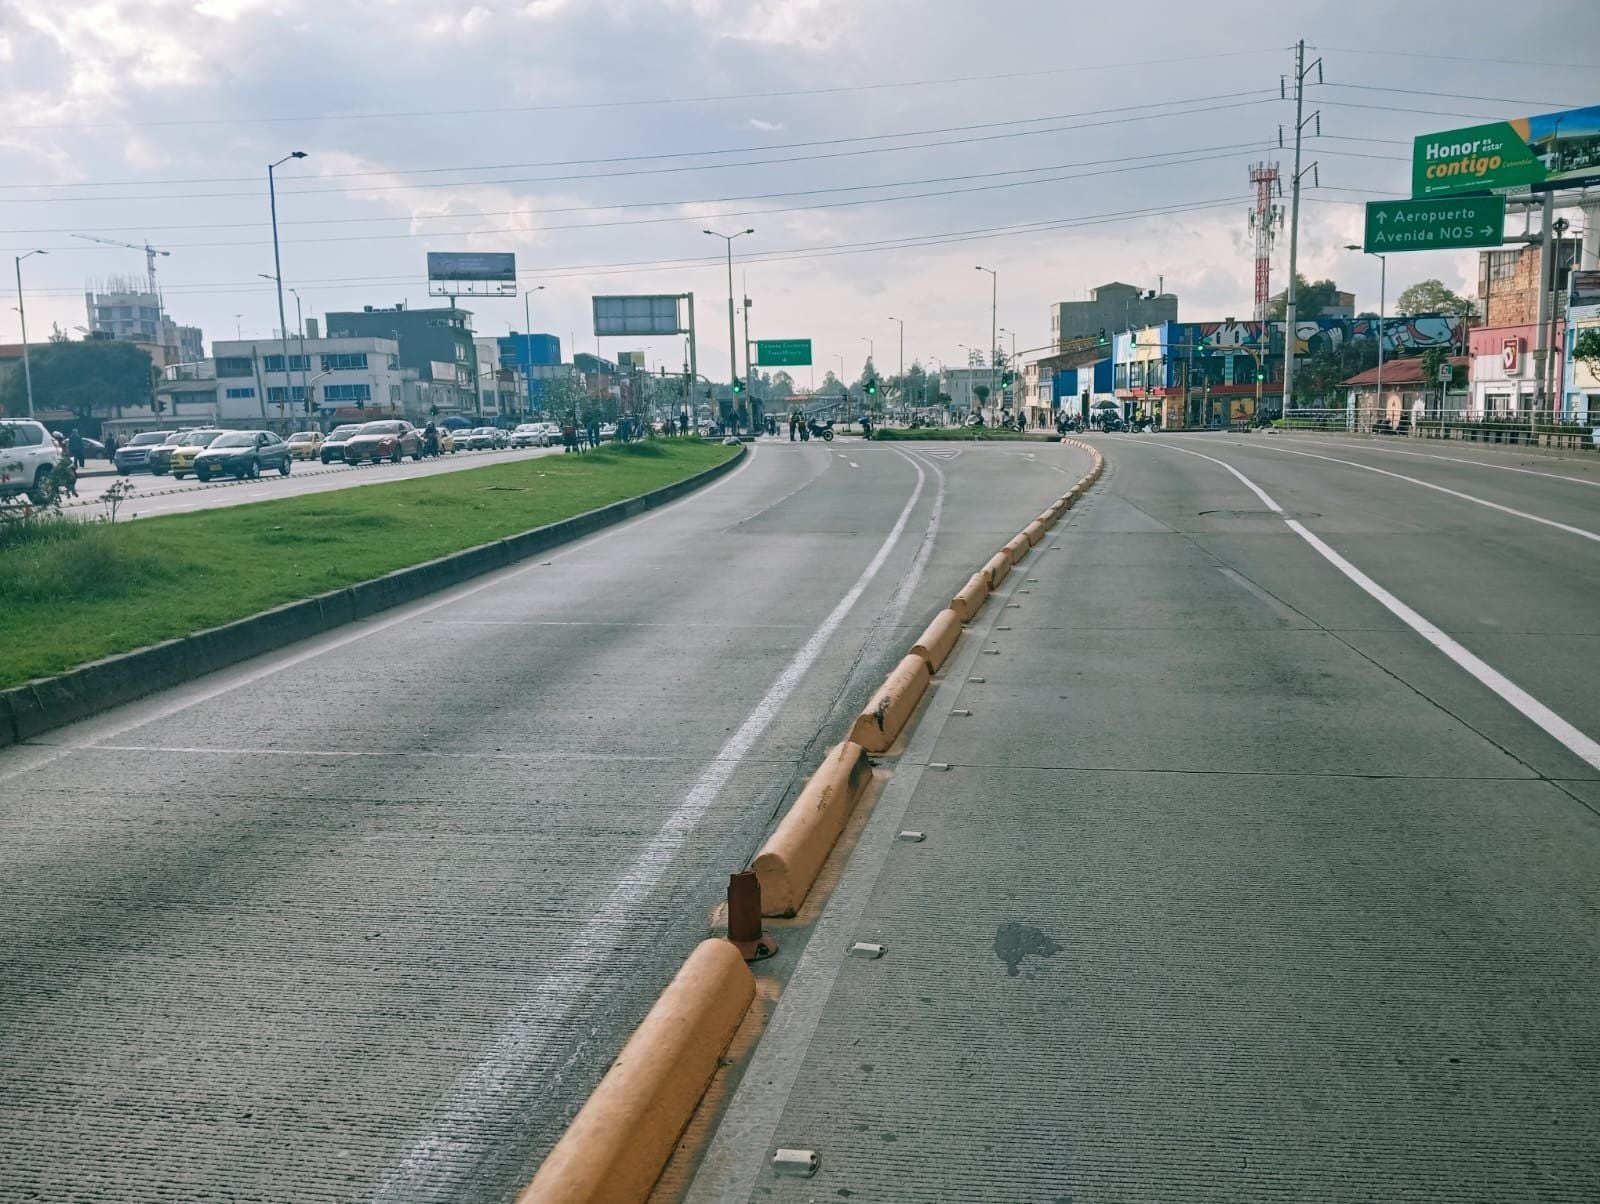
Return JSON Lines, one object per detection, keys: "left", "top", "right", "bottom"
{"left": 1414, "top": 104, "right": 1600, "bottom": 198}
{"left": 427, "top": 251, "right": 517, "bottom": 297}
{"left": 593, "top": 294, "right": 685, "bottom": 337}
{"left": 616, "top": 351, "right": 646, "bottom": 370}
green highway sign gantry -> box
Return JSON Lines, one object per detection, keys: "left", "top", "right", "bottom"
{"left": 1364, "top": 196, "right": 1506, "bottom": 253}
{"left": 754, "top": 338, "right": 812, "bottom": 366}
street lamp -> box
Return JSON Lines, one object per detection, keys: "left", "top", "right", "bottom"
{"left": 268, "top": 151, "right": 307, "bottom": 431}
{"left": 975, "top": 265, "right": 998, "bottom": 413}
{"left": 704, "top": 227, "right": 754, "bottom": 431}
{"left": 13, "top": 249, "right": 46, "bottom": 419}
{"left": 523, "top": 284, "right": 546, "bottom": 418}
{"left": 1344, "top": 244, "right": 1386, "bottom": 430}
{"left": 887, "top": 316, "right": 904, "bottom": 400}
{"left": 289, "top": 287, "right": 310, "bottom": 419}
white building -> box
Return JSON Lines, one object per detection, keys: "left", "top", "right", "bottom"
{"left": 207, "top": 335, "right": 404, "bottom": 425}
{"left": 939, "top": 366, "right": 1002, "bottom": 416}
{"left": 86, "top": 279, "right": 203, "bottom": 367}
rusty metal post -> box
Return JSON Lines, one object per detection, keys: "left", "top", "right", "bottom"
{"left": 727, "top": 870, "right": 777, "bottom": 961}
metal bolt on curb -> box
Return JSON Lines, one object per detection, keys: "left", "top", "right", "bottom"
{"left": 1005, "top": 603, "right": 1022, "bottom": 608}
{"left": 773, "top": 1149, "right": 820, "bottom": 1178}
{"left": 897, "top": 830, "right": 926, "bottom": 842}
{"left": 849, "top": 942, "right": 885, "bottom": 959}
{"left": 996, "top": 626, "right": 1012, "bottom": 632}
{"left": 982, "top": 649, "right": 1000, "bottom": 655}
{"left": 928, "top": 762, "right": 952, "bottom": 771}
{"left": 970, "top": 677, "right": 985, "bottom": 683}
{"left": 951, "top": 708, "right": 972, "bottom": 716}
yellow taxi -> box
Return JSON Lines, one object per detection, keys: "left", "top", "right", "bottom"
{"left": 286, "top": 430, "right": 326, "bottom": 461}
{"left": 168, "top": 429, "right": 226, "bottom": 479}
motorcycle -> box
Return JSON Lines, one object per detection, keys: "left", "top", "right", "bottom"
{"left": 807, "top": 419, "right": 836, "bottom": 442}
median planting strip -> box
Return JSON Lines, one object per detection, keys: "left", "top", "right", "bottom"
{"left": 518, "top": 438, "right": 1104, "bottom": 1202}
{"left": 0, "top": 441, "right": 740, "bottom": 746}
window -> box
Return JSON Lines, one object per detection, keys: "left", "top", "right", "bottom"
{"left": 263, "top": 354, "right": 311, "bottom": 373}
{"left": 2, "top": 421, "right": 45, "bottom": 446}
{"left": 321, "top": 352, "right": 369, "bottom": 372}
{"left": 1114, "top": 363, "right": 1128, "bottom": 390}
{"left": 216, "top": 357, "right": 254, "bottom": 378}
{"left": 225, "top": 387, "right": 256, "bottom": 399}
{"left": 389, "top": 384, "right": 402, "bottom": 403}
{"left": 267, "top": 387, "right": 308, "bottom": 403}
{"left": 324, "top": 384, "right": 372, "bottom": 402}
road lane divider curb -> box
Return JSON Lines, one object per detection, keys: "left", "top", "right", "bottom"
{"left": 517, "top": 939, "right": 755, "bottom": 1204}
{"left": 0, "top": 446, "right": 747, "bottom": 750}
{"left": 982, "top": 551, "right": 1011, "bottom": 589}
{"left": 1022, "top": 519, "right": 1048, "bottom": 546}
{"left": 910, "top": 608, "right": 963, "bottom": 673}
{"left": 752, "top": 740, "right": 875, "bottom": 917}
{"left": 951, "top": 573, "right": 990, "bottom": 622}
{"left": 1003, "top": 532, "right": 1031, "bottom": 565}
{"left": 847, "top": 653, "right": 933, "bottom": 754}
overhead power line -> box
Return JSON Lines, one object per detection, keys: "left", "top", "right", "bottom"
{"left": 9, "top": 47, "right": 1280, "bottom": 131}
{"left": 1316, "top": 45, "right": 1597, "bottom": 72}
{"left": 1315, "top": 82, "right": 1577, "bottom": 108}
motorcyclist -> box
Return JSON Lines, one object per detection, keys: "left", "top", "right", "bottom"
{"left": 423, "top": 420, "right": 440, "bottom": 457}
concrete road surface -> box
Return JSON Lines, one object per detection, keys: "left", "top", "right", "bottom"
{"left": 0, "top": 439, "right": 1082, "bottom": 1203}
{"left": 63, "top": 443, "right": 564, "bottom": 521}
{"left": 690, "top": 431, "right": 1600, "bottom": 1203}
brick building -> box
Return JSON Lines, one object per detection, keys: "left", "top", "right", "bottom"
{"left": 1477, "top": 238, "right": 1581, "bottom": 326}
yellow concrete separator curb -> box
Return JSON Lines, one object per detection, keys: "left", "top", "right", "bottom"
{"left": 1003, "top": 532, "right": 1031, "bottom": 565}
{"left": 982, "top": 551, "right": 1011, "bottom": 589}
{"left": 1023, "top": 519, "right": 1048, "bottom": 546}
{"left": 848, "top": 653, "right": 933, "bottom": 754}
{"left": 752, "top": 741, "right": 874, "bottom": 917}
{"left": 517, "top": 939, "right": 754, "bottom": 1204}
{"left": 910, "top": 608, "right": 963, "bottom": 673}
{"left": 951, "top": 572, "right": 990, "bottom": 622}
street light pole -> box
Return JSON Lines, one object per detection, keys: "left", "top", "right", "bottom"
{"left": 289, "top": 287, "right": 310, "bottom": 420}
{"left": 888, "top": 316, "right": 904, "bottom": 404}
{"left": 976, "top": 265, "right": 997, "bottom": 419}
{"left": 523, "top": 284, "right": 545, "bottom": 419}
{"left": 14, "top": 249, "right": 46, "bottom": 420}
{"left": 704, "top": 227, "right": 753, "bottom": 431}
{"left": 268, "top": 151, "right": 307, "bottom": 429}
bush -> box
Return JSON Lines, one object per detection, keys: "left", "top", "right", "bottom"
{"left": 0, "top": 518, "right": 171, "bottom": 605}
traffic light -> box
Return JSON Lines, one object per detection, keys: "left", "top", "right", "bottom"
{"left": 1256, "top": 368, "right": 1266, "bottom": 382}
{"left": 732, "top": 378, "right": 745, "bottom": 394}
{"left": 865, "top": 376, "right": 878, "bottom": 395}
{"left": 1000, "top": 371, "right": 1014, "bottom": 388}
{"left": 1097, "top": 328, "right": 1107, "bottom": 345}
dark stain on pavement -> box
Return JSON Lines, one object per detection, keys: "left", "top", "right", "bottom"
{"left": 994, "top": 921, "right": 1061, "bottom": 977}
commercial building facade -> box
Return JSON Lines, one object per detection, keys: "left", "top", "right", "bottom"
{"left": 326, "top": 304, "right": 477, "bottom": 413}
{"left": 203, "top": 335, "right": 404, "bottom": 425}
{"left": 1050, "top": 282, "right": 1177, "bottom": 348}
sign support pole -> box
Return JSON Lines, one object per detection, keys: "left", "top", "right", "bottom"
{"left": 1532, "top": 192, "right": 1553, "bottom": 432}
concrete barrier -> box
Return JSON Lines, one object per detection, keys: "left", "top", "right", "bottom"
{"left": 910, "top": 608, "right": 963, "bottom": 672}
{"left": 1022, "top": 519, "right": 1048, "bottom": 546}
{"left": 950, "top": 573, "right": 990, "bottom": 623}
{"left": 982, "top": 551, "right": 1011, "bottom": 589}
{"left": 1003, "top": 533, "right": 1031, "bottom": 565}
{"left": 847, "top": 653, "right": 932, "bottom": 754}
{"left": 517, "top": 939, "right": 755, "bottom": 1204}
{"left": 0, "top": 446, "right": 747, "bottom": 750}
{"left": 752, "top": 741, "right": 874, "bottom": 916}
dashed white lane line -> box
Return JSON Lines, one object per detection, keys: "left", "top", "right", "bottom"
{"left": 1159, "top": 442, "right": 1600, "bottom": 774}
{"left": 1289, "top": 440, "right": 1600, "bottom": 488}
{"left": 1191, "top": 437, "right": 1600, "bottom": 544}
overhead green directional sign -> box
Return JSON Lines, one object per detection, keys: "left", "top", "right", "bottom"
{"left": 1364, "top": 196, "right": 1505, "bottom": 253}
{"left": 754, "top": 338, "right": 812, "bottom": 366}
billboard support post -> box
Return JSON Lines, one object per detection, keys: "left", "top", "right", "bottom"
{"left": 1533, "top": 192, "right": 1553, "bottom": 428}
{"left": 687, "top": 292, "right": 698, "bottom": 425}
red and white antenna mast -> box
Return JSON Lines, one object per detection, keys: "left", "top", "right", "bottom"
{"left": 1247, "top": 162, "right": 1284, "bottom": 324}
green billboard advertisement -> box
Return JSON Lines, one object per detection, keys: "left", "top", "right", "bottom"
{"left": 1414, "top": 104, "right": 1600, "bottom": 198}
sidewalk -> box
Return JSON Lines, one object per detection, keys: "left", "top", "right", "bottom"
{"left": 686, "top": 449, "right": 1600, "bottom": 1202}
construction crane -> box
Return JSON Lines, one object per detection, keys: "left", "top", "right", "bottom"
{"left": 71, "top": 234, "right": 171, "bottom": 292}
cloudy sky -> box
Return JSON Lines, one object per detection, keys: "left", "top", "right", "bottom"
{"left": 2, "top": 0, "right": 1596, "bottom": 385}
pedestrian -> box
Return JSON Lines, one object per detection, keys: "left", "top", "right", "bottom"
{"left": 586, "top": 417, "right": 600, "bottom": 449}
{"left": 103, "top": 432, "right": 118, "bottom": 460}
{"left": 562, "top": 419, "right": 579, "bottom": 454}
{"left": 788, "top": 411, "right": 797, "bottom": 441}
{"left": 51, "top": 454, "right": 78, "bottom": 499}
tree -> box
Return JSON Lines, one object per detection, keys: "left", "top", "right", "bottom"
{"left": 1574, "top": 328, "right": 1600, "bottom": 384}
{"left": 1292, "top": 337, "right": 1378, "bottom": 405}
{"left": 973, "top": 384, "right": 991, "bottom": 406}
{"left": 1395, "top": 278, "right": 1476, "bottom": 317}
{"left": 0, "top": 339, "right": 154, "bottom": 423}
{"left": 1266, "top": 275, "right": 1343, "bottom": 320}
{"left": 768, "top": 370, "right": 795, "bottom": 399}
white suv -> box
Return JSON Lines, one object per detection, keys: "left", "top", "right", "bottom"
{"left": 0, "top": 419, "right": 59, "bottom": 502}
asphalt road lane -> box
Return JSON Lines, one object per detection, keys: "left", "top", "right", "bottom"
{"left": 0, "top": 438, "right": 1084, "bottom": 1203}
{"left": 63, "top": 443, "right": 565, "bottom": 520}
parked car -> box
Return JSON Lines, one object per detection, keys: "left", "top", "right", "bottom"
{"left": 168, "top": 429, "right": 227, "bottom": 479}
{"left": 51, "top": 432, "right": 107, "bottom": 459}
{"left": 193, "top": 430, "right": 293, "bottom": 481}
{"left": 286, "top": 430, "right": 325, "bottom": 460}
{"left": 344, "top": 420, "right": 423, "bottom": 464}
{"left": 510, "top": 422, "right": 550, "bottom": 448}
{"left": 598, "top": 423, "right": 618, "bottom": 441}
{"left": 147, "top": 428, "right": 202, "bottom": 475}
{"left": 0, "top": 419, "right": 59, "bottom": 503}
{"left": 319, "top": 424, "right": 364, "bottom": 464}
{"left": 113, "top": 430, "right": 171, "bottom": 475}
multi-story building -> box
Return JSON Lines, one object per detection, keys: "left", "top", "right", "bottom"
{"left": 84, "top": 279, "right": 203, "bottom": 369}
{"left": 1478, "top": 239, "right": 1581, "bottom": 326}
{"left": 1049, "top": 282, "right": 1177, "bottom": 349}
{"left": 1467, "top": 322, "right": 1563, "bottom": 419}
{"left": 208, "top": 335, "right": 404, "bottom": 425}
{"left": 325, "top": 304, "right": 477, "bottom": 413}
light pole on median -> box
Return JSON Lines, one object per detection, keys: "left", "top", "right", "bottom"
{"left": 1345, "top": 244, "right": 1386, "bottom": 431}
{"left": 887, "top": 316, "right": 904, "bottom": 409}
{"left": 704, "top": 227, "right": 753, "bottom": 431}
{"left": 523, "top": 284, "right": 545, "bottom": 419}
{"left": 14, "top": 249, "right": 46, "bottom": 419}
{"left": 267, "top": 151, "right": 307, "bottom": 432}
{"left": 976, "top": 265, "right": 998, "bottom": 416}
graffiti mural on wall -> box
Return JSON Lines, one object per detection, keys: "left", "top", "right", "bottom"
{"left": 1180, "top": 316, "right": 1464, "bottom": 355}
{"left": 1351, "top": 315, "right": 1464, "bottom": 353}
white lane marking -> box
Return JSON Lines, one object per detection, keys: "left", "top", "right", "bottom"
{"left": 1159, "top": 442, "right": 1600, "bottom": 773}
{"left": 1293, "top": 439, "right": 1600, "bottom": 488}
{"left": 0, "top": 448, "right": 758, "bottom": 787}
{"left": 849, "top": 461, "right": 860, "bottom": 469}
{"left": 1191, "top": 437, "right": 1600, "bottom": 544}
{"left": 373, "top": 455, "right": 929, "bottom": 1200}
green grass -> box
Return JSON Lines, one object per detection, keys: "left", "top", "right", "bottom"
{"left": 0, "top": 440, "right": 736, "bottom": 687}
{"left": 873, "top": 426, "right": 1057, "bottom": 442}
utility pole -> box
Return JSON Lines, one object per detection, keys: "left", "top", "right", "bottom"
{"left": 1280, "top": 40, "right": 1320, "bottom": 418}
{"left": 267, "top": 151, "right": 307, "bottom": 430}
{"left": 14, "top": 249, "right": 46, "bottom": 420}
{"left": 290, "top": 287, "right": 310, "bottom": 420}
{"left": 704, "top": 227, "right": 753, "bottom": 432}
{"left": 888, "top": 316, "right": 904, "bottom": 406}
{"left": 976, "top": 265, "right": 997, "bottom": 419}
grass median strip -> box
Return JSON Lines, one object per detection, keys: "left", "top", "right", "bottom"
{"left": 0, "top": 441, "right": 735, "bottom": 688}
